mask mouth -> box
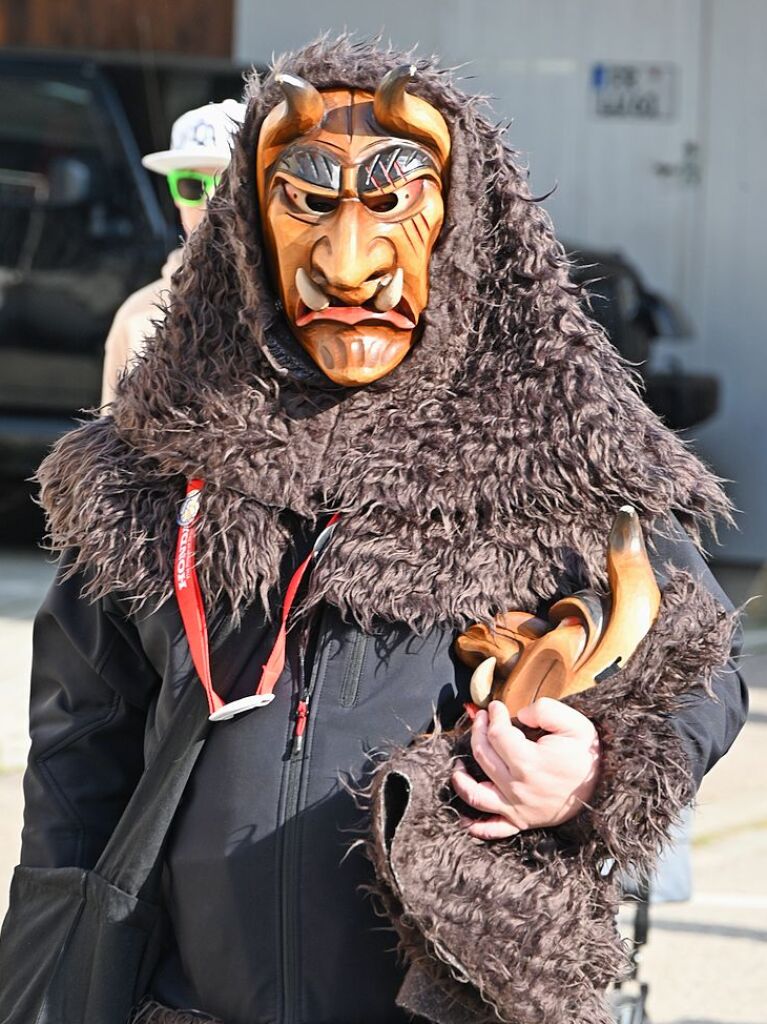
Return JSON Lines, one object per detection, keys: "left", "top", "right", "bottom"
{"left": 295, "top": 295, "right": 416, "bottom": 330}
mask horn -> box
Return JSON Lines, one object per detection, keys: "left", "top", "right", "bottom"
{"left": 264, "top": 72, "right": 325, "bottom": 149}
{"left": 373, "top": 65, "right": 451, "bottom": 166}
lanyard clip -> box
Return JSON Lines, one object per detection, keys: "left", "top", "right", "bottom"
{"left": 208, "top": 693, "right": 276, "bottom": 722}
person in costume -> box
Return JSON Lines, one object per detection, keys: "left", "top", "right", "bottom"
{"left": 4, "top": 37, "right": 747, "bottom": 1024}
{"left": 100, "top": 99, "right": 246, "bottom": 406}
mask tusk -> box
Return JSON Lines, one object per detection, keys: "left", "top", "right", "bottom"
{"left": 295, "top": 268, "right": 329, "bottom": 311}
{"left": 373, "top": 268, "right": 403, "bottom": 312}
{"left": 470, "top": 656, "right": 496, "bottom": 708}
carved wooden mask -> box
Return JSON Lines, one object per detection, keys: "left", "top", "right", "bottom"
{"left": 256, "top": 67, "right": 451, "bottom": 386}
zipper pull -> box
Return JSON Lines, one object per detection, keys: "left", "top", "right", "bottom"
{"left": 292, "top": 697, "right": 309, "bottom": 756}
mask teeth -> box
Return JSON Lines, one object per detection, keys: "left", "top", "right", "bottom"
{"left": 373, "top": 268, "right": 403, "bottom": 312}
{"left": 295, "top": 268, "right": 329, "bottom": 311}
{"left": 470, "top": 656, "right": 496, "bottom": 708}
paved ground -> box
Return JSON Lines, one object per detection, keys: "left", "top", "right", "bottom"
{"left": 0, "top": 547, "right": 765, "bottom": 1023}
{"left": 0, "top": 549, "right": 56, "bottom": 771}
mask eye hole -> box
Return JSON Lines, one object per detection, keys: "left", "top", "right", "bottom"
{"left": 361, "top": 177, "right": 427, "bottom": 216}
{"left": 364, "top": 193, "right": 399, "bottom": 213}
{"left": 306, "top": 194, "right": 339, "bottom": 213}
{"left": 282, "top": 181, "right": 339, "bottom": 215}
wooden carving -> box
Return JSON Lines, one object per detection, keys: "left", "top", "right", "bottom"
{"left": 455, "top": 506, "right": 661, "bottom": 718}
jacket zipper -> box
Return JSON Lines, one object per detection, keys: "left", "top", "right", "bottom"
{"left": 338, "top": 628, "right": 368, "bottom": 708}
{"left": 279, "top": 604, "right": 330, "bottom": 1024}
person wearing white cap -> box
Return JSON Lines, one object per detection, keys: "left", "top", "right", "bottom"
{"left": 100, "top": 99, "right": 245, "bottom": 406}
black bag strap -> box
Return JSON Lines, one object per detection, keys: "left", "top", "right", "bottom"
{"left": 92, "top": 679, "right": 210, "bottom": 901}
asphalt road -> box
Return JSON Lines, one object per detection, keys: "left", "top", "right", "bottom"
{"left": 0, "top": 546, "right": 765, "bottom": 1024}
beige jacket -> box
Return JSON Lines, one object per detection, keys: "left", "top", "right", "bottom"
{"left": 100, "top": 248, "right": 184, "bottom": 408}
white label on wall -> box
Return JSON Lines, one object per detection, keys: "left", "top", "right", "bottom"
{"left": 591, "top": 63, "right": 676, "bottom": 120}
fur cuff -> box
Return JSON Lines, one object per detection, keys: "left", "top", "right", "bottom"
{"left": 366, "top": 572, "right": 735, "bottom": 1024}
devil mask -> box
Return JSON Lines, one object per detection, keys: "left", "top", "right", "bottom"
{"left": 256, "top": 66, "right": 451, "bottom": 386}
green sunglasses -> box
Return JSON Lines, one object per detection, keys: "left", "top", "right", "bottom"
{"left": 167, "top": 169, "right": 221, "bottom": 208}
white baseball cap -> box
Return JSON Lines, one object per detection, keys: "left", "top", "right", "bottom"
{"left": 142, "top": 98, "right": 247, "bottom": 176}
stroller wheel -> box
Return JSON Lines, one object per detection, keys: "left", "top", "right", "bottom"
{"left": 610, "top": 981, "right": 650, "bottom": 1024}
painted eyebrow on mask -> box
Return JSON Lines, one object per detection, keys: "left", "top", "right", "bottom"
{"left": 272, "top": 146, "right": 342, "bottom": 191}
{"left": 358, "top": 144, "right": 438, "bottom": 194}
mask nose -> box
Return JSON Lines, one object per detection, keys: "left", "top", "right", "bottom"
{"left": 310, "top": 201, "right": 395, "bottom": 303}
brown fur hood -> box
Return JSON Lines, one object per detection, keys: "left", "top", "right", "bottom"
{"left": 37, "top": 35, "right": 729, "bottom": 631}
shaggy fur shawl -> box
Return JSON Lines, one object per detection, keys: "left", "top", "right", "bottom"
{"left": 37, "top": 36, "right": 729, "bottom": 631}
{"left": 367, "top": 571, "right": 735, "bottom": 1024}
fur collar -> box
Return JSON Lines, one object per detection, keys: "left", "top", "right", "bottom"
{"left": 37, "top": 37, "right": 730, "bottom": 632}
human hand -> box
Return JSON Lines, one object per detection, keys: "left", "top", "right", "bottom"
{"left": 451, "top": 698, "right": 600, "bottom": 840}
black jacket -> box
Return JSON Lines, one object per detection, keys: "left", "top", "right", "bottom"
{"left": 18, "top": 521, "right": 747, "bottom": 1024}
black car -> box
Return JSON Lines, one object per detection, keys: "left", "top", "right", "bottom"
{"left": 0, "top": 49, "right": 249, "bottom": 486}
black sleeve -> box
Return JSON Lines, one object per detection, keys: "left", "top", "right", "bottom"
{"left": 20, "top": 561, "right": 161, "bottom": 869}
{"left": 650, "top": 518, "right": 749, "bottom": 789}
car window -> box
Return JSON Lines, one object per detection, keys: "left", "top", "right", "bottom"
{"left": 0, "top": 73, "right": 141, "bottom": 270}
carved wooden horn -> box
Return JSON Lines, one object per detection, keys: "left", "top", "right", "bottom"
{"left": 373, "top": 65, "right": 451, "bottom": 165}
{"left": 263, "top": 72, "right": 325, "bottom": 149}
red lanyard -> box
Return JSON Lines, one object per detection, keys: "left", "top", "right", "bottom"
{"left": 174, "top": 478, "right": 340, "bottom": 722}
